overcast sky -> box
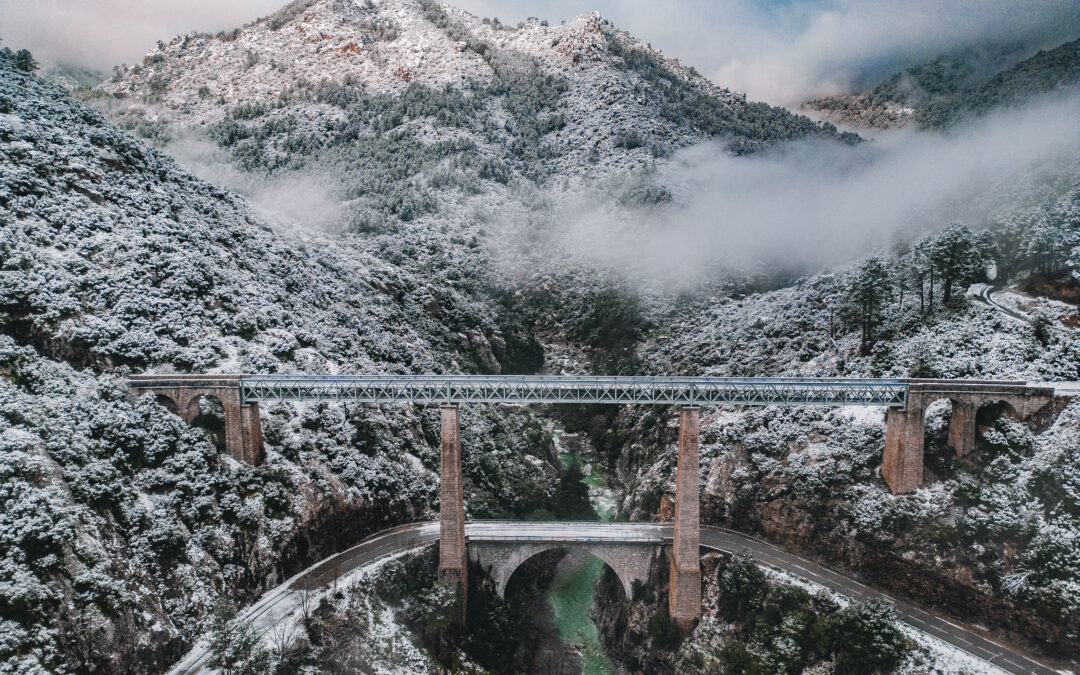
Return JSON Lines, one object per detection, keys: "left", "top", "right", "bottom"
{"left": 1, "top": 0, "right": 1076, "bottom": 104}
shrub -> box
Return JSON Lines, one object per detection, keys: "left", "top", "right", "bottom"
{"left": 613, "top": 129, "right": 645, "bottom": 149}
{"left": 416, "top": 582, "right": 464, "bottom": 665}
{"left": 647, "top": 606, "right": 681, "bottom": 650}
{"left": 817, "top": 600, "right": 909, "bottom": 675}
{"left": 464, "top": 570, "right": 521, "bottom": 670}
{"left": 207, "top": 600, "right": 272, "bottom": 674}
{"left": 1031, "top": 310, "right": 1053, "bottom": 346}
{"left": 717, "top": 552, "right": 767, "bottom": 621}
{"left": 618, "top": 183, "right": 673, "bottom": 207}
{"left": 720, "top": 640, "right": 767, "bottom": 674}
{"left": 553, "top": 462, "right": 597, "bottom": 520}
{"left": 577, "top": 286, "right": 645, "bottom": 374}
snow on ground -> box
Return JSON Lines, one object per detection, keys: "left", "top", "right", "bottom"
{"left": 761, "top": 566, "right": 1010, "bottom": 674}
{"left": 839, "top": 405, "right": 886, "bottom": 425}
{"left": 897, "top": 624, "right": 1012, "bottom": 675}
{"left": 250, "top": 545, "right": 435, "bottom": 674}
{"left": 996, "top": 288, "right": 1076, "bottom": 322}
{"left": 171, "top": 540, "right": 436, "bottom": 674}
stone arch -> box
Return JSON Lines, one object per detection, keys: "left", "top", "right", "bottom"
{"left": 153, "top": 393, "right": 180, "bottom": 416}
{"left": 471, "top": 542, "right": 655, "bottom": 600}
{"left": 187, "top": 393, "right": 227, "bottom": 452}
{"left": 975, "top": 399, "right": 1019, "bottom": 427}
{"left": 975, "top": 399, "right": 1021, "bottom": 449}
{"left": 922, "top": 396, "right": 955, "bottom": 450}
{"left": 921, "top": 395, "right": 979, "bottom": 458}
{"left": 502, "top": 544, "right": 635, "bottom": 599}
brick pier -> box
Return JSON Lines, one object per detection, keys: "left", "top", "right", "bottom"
{"left": 438, "top": 404, "right": 468, "bottom": 611}
{"left": 670, "top": 406, "right": 701, "bottom": 630}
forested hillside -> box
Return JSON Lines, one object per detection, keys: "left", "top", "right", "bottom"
{"left": 805, "top": 38, "right": 1080, "bottom": 129}
{"left": 0, "top": 51, "right": 569, "bottom": 672}
{"left": 2, "top": 0, "right": 1080, "bottom": 672}
{"left": 590, "top": 211, "right": 1080, "bottom": 665}
{"left": 91, "top": 0, "right": 852, "bottom": 239}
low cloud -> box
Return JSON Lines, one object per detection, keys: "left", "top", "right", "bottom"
{"left": 502, "top": 93, "right": 1080, "bottom": 286}
{"left": 165, "top": 134, "right": 344, "bottom": 233}
{"left": 456, "top": 0, "right": 1078, "bottom": 105}
{"left": 0, "top": 0, "right": 284, "bottom": 72}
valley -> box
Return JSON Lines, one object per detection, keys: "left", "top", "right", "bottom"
{"left": 1, "top": 0, "right": 1079, "bottom": 673}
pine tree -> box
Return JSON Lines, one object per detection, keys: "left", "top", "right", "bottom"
{"left": 845, "top": 257, "right": 893, "bottom": 354}
{"left": 553, "top": 461, "right": 597, "bottom": 520}
{"left": 420, "top": 582, "right": 463, "bottom": 663}
{"left": 927, "top": 222, "right": 984, "bottom": 304}
{"left": 207, "top": 599, "right": 270, "bottom": 674}
{"left": 14, "top": 49, "right": 38, "bottom": 73}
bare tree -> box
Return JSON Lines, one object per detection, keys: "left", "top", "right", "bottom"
{"left": 269, "top": 619, "right": 298, "bottom": 659}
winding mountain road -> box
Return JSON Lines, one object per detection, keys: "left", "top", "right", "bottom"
{"left": 972, "top": 283, "right": 1032, "bottom": 322}
{"left": 699, "top": 526, "right": 1057, "bottom": 675}
{"left": 169, "top": 521, "right": 1057, "bottom": 675}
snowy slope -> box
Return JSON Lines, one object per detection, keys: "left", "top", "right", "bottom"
{"left": 0, "top": 52, "right": 561, "bottom": 673}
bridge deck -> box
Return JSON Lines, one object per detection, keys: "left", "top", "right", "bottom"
{"left": 231, "top": 374, "right": 910, "bottom": 407}
{"left": 466, "top": 520, "right": 665, "bottom": 543}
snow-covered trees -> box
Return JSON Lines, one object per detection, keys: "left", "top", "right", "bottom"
{"left": 0, "top": 55, "right": 570, "bottom": 672}
{"left": 925, "top": 223, "right": 995, "bottom": 304}
{"left": 0, "top": 46, "right": 37, "bottom": 73}
{"left": 207, "top": 600, "right": 271, "bottom": 673}
{"left": 845, "top": 257, "right": 893, "bottom": 353}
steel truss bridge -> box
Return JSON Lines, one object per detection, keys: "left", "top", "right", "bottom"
{"left": 237, "top": 375, "right": 909, "bottom": 407}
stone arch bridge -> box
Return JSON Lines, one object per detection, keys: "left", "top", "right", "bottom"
{"left": 128, "top": 374, "right": 1054, "bottom": 628}
{"left": 466, "top": 521, "right": 664, "bottom": 598}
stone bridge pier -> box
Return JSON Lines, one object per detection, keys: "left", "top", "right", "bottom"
{"left": 882, "top": 380, "right": 1053, "bottom": 493}
{"left": 128, "top": 375, "right": 264, "bottom": 464}
{"left": 670, "top": 406, "right": 701, "bottom": 630}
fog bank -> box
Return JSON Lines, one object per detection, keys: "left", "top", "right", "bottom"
{"left": 506, "top": 93, "right": 1080, "bottom": 285}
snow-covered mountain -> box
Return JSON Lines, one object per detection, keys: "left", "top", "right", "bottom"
{"left": 0, "top": 49, "right": 566, "bottom": 672}
{"left": 803, "top": 37, "right": 1080, "bottom": 129}
{"left": 88, "top": 0, "right": 852, "bottom": 268}
{"left": 99, "top": 0, "right": 848, "bottom": 155}
{"left": 3, "top": 0, "right": 1080, "bottom": 671}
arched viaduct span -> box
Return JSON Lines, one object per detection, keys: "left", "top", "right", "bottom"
{"left": 466, "top": 521, "right": 665, "bottom": 599}
{"left": 129, "top": 374, "right": 1054, "bottom": 629}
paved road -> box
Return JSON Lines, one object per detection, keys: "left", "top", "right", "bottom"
{"left": 972, "top": 283, "right": 1032, "bottom": 322}
{"left": 699, "top": 526, "right": 1057, "bottom": 675}
{"left": 168, "top": 522, "right": 441, "bottom": 675}
{"left": 169, "top": 521, "right": 1056, "bottom": 675}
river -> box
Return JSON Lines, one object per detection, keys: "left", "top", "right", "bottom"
{"left": 546, "top": 447, "right": 615, "bottom": 675}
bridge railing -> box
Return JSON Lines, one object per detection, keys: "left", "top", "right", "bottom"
{"left": 465, "top": 520, "right": 667, "bottom": 543}
{"left": 239, "top": 375, "right": 909, "bottom": 407}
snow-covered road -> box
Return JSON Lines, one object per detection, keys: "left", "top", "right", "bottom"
{"left": 169, "top": 521, "right": 1059, "bottom": 675}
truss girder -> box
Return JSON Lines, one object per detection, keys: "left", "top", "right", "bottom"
{"left": 239, "top": 376, "right": 908, "bottom": 407}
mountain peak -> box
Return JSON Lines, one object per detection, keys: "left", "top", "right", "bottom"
{"left": 98, "top": 0, "right": 733, "bottom": 125}
{"left": 93, "top": 0, "right": 845, "bottom": 224}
